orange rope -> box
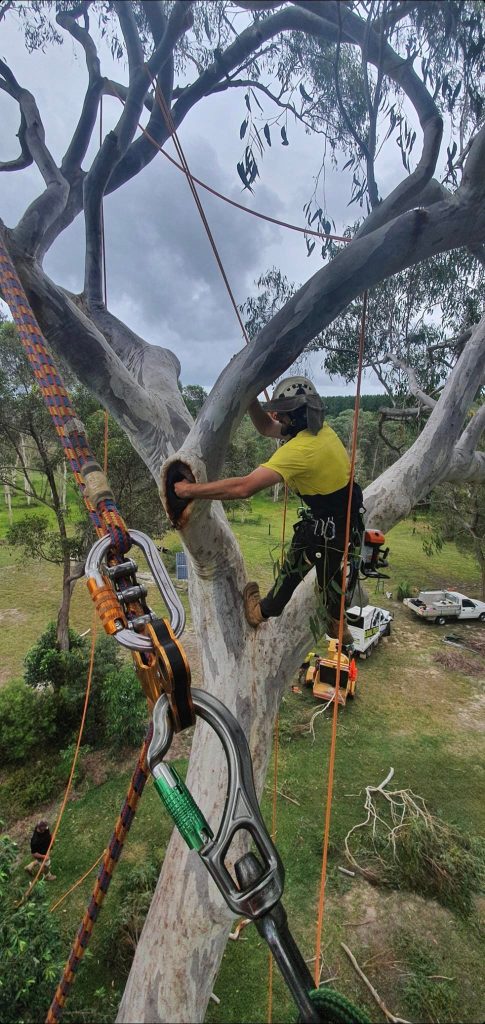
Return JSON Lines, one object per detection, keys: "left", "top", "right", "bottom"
{"left": 118, "top": 89, "right": 351, "bottom": 245}
{"left": 154, "top": 135, "right": 351, "bottom": 243}
{"left": 21, "top": 616, "right": 97, "bottom": 902}
{"left": 313, "top": 292, "right": 368, "bottom": 984}
{"left": 49, "top": 851, "right": 105, "bottom": 914}
{"left": 103, "top": 411, "right": 109, "bottom": 475}
{"left": 267, "top": 480, "right": 289, "bottom": 1023}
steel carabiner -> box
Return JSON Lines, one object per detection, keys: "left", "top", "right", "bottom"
{"left": 148, "top": 688, "right": 284, "bottom": 917}
{"left": 85, "top": 528, "right": 185, "bottom": 651}
{"left": 148, "top": 689, "right": 322, "bottom": 1022}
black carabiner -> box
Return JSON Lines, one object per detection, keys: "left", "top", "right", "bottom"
{"left": 149, "top": 689, "right": 284, "bottom": 917}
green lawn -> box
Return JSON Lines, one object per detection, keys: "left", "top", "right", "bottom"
{"left": 2, "top": 494, "right": 484, "bottom": 1023}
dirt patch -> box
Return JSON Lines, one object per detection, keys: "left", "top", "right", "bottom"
{"left": 325, "top": 877, "right": 479, "bottom": 1021}
{"left": 83, "top": 750, "right": 111, "bottom": 786}
{"left": 456, "top": 692, "right": 485, "bottom": 732}
{"left": 434, "top": 650, "right": 479, "bottom": 674}
{"left": 0, "top": 607, "right": 28, "bottom": 626}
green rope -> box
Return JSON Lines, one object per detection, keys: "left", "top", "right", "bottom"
{"left": 298, "top": 987, "right": 371, "bottom": 1024}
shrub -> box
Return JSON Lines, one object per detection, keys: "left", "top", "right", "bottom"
{"left": 0, "top": 760, "right": 60, "bottom": 822}
{"left": 0, "top": 828, "right": 63, "bottom": 1022}
{"left": 0, "top": 680, "right": 57, "bottom": 766}
{"left": 24, "top": 622, "right": 86, "bottom": 692}
{"left": 56, "top": 742, "right": 91, "bottom": 787}
{"left": 384, "top": 816, "right": 485, "bottom": 917}
{"left": 102, "top": 665, "right": 149, "bottom": 747}
{"left": 396, "top": 579, "right": 412, "bottom": 601}
{"left": 103, "top": 861, "right": 159, "bottom": 969}
{"left": 22, "top": 625, "right": 126, "bottom": 747}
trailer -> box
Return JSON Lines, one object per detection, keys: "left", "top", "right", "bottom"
{"left": 345, "top": 604, "right": 392, "bottom": 657}
{"left": 403, "top": 590, "right": 485, "bottom": 625}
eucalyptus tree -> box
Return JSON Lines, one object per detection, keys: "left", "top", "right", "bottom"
{"left": 0, "top": 321, "right": 83, "bottom": 650}
{"left": 0, "top": 3, "right": 484, "bottom": 1021}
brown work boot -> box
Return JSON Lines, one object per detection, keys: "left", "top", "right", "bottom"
{"left": 44, "top": 872, "right": 57, "bottom": 881}
{"left": 243, "top": 582, "right": 264, "bottom": 627}
{"left": 327, "top": 617, "right": 354, "bottom": 647}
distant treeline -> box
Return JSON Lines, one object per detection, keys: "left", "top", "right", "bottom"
{"left": 322, "top": 394, "right": 386, "bottom": 414}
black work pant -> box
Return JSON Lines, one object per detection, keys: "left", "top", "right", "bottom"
{"left": 260, "top": 517, "right": 348, "bottom": 621}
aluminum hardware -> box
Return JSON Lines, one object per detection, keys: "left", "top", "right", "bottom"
{"left": 149, "top": 688, "right": 284, "bottom": 917}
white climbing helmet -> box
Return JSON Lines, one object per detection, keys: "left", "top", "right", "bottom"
{"left": 265, "top": 376, "right": 324, "bottom": 434}
{"left": 271, "top": 376, "right": 319, "bottom": 403}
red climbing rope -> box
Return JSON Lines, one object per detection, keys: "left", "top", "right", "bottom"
{"left": 45, "top": 725, "right": 153, "bottom": 1024}
{"left": 0, "top": 233, "right": 130, "bottom": 555}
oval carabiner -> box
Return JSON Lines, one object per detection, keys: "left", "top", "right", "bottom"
{"left": 149, "top": 689, "right": 284, "bottom": 918}
{"left": 85, "top": 528, "right": 185, "bottom": 650}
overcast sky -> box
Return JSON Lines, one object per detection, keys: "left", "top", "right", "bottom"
{"left": 0, "top": 9, "right": 403, "bottom": 396}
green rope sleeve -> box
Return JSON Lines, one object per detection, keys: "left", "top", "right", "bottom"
{"left": 298, "top": 987, "right": 371, "bottom": 1024}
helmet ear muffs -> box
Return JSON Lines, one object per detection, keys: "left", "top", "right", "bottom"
{"left": 307, "top": 404, "right": 324, "bottom": 434}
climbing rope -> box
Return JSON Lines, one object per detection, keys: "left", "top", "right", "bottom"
{"left": 0, "top": 228, "right": 194, "bottom": 1022}
{"left": 49, "top": 851, "right": 105, "bottom": 914}
{"left": 45, "top": 725, "right": 153, "bottom": 1024}
{"left": 313, "top": 292, "right": 368, "bottom": 984}
{"left": 0, "top": 234, "right": 130, "bottom": 555}
{"left": 300, "top": 987, "right": 370, "bottom": 1024}
{"left": 19, "top": 617, "right": 97, "bottom": 902}
{"left": 267, "top": 481, "right": 288, "bottom": 1023}
{"left": 111, "top": 85, "right": 351, "bottom": 246}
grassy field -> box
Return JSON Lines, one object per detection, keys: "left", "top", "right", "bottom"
{"left": 1, "top": 493, "right": 484, "bottom": 1023}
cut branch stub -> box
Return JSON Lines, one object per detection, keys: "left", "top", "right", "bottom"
{"left": 164, "top": 460, "right": 195, "bottom": 527}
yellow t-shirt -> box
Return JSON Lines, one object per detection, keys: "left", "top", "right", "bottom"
{"left": 261, "top": 424, "right": 350, "bottom": 496}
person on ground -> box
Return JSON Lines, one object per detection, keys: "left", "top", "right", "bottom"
{"left": 25, "top": 820, "right": 56, "bottom": 880}
{"left": 174, "top": 377, "right": 363, "bottom": 645}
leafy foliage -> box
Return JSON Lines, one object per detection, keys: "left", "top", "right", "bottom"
{"left": 0, "top": 829, "right": 63, "bottom": 1022}
{"left": 102, "top": 664, "right": 149, "bottom": 748}
{"left": 0, "top": 679, "right": 58, "bottom": 766}
{"left": 22, "top": 624, "right": 127, "bottom": 747}
{"left": 424, "top": 478, "right": 485, "bottom": 597}
{"left": 102, "top": 860, "right": 160, "bottom": 970}
{"left": 181, "top": 384, "right": 208, "bottom": 419}
{"left": 7, "top": 512, "right": 82, "bottom": 565}
{"left": 24, "top": 622, "right": 86, "bottom": 693}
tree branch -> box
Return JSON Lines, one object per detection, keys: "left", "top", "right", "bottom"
{"left": 383, "top": 353, "right": 436, "bottom": 409}
{"left": 114, "top": 1, "right": 144, "bottom": 74}
{"left": 364, "top": 312, "right": 485, "bottom": 525}
{"left": 56, "top": 8, "right": 103, "bottom": 178}
{"left": 296, "top": 2, "right": 443, "bottom": 238}
{"left": 454, "top": 404, "right": 485, "bottom": 456}
{"left": 0, "top": 61, "right": 69, "bottom": 254}
{"left": 210, "top": 77, "right": 327, "bottom": 135}
{"left": 83, "top": 3, "right": 192, "bottom": 302}
{"left": 0, "top": 249, "right": 180, "bottom": 475}
{"left": 166, "top": 188, "right": 485, "bottom": 492}
{"left": 461, "top": 123, "right": 485, "bottom": 195}
{"left": 0, "top": 86, "right": 34, "bottom": 172}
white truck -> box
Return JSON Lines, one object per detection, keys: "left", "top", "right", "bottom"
{"left": 403, "top": 590, "right": 485, "bottom": 625}
{"left": 346, "top": 604, "right": 392, "bottom": 656}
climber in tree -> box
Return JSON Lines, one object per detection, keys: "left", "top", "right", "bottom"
{"left": 174, "top": 377, "right": 363, "bottom": 644}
